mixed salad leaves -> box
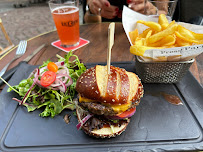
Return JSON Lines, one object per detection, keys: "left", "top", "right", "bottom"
{"left": 5, "top": 51, "right": 86, "bottom": 118}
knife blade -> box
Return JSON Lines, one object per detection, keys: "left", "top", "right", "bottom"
{"left": 0, "top": 44, "right": 46, "bottom": 87}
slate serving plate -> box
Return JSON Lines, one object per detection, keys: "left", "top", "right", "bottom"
{"left": 0, "top": 61, "right": 203, "bottom": 152}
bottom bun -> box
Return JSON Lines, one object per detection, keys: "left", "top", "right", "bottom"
{"left": 82, "top": 121, "right": 130, "bottom": 138}
{"left": 75, "top": 101, "right": 130, "bottom": 138}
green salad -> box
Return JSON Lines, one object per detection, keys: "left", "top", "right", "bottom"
{"left": 4, "top": 51, "right": 86, "bottom": 118}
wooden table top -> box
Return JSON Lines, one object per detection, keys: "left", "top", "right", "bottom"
{"left": 0, "top": 22, "right": 202, "bottom": 87}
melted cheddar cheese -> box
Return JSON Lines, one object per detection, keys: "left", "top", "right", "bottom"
{"left": 79, "top": 96, "right": 132, "bottom": 113}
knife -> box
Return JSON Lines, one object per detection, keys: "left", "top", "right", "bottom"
{"left": 0, "top": 44, "right": 46, "bottom": 87}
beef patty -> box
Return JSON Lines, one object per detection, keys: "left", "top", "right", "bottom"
{"left": 79, "top": 100, "right": 140, "bottom": 116}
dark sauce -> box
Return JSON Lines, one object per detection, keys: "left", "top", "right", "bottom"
{"left": 146, "top": 91, "right": 183, "bottom": 105}
{"left": 161, "top": 92, "right": 183, "bottom": 105}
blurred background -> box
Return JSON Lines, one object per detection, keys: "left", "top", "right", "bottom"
{"left": 0, "top": 0, "right": 84, "bottom": 49}
{"left": 0, "top": 0, "right": 202, "bottom": 49}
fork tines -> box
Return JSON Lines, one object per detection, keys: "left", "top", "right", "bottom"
{"left": 16, "top": 40, "right": 27, "bottom": 55}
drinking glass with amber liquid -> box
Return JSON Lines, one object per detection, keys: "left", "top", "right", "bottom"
{"left": 49, "top": 0, "right": 80, "bottom": 47}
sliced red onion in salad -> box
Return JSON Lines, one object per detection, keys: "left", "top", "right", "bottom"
{"left": 55, "top": 61, "right": 65, "bottom": 67}
{"left": 56, "top": 74, "right": 73, "bottom": 87}
{"left": 13, "top": 98, "right": 37, "bottom": 107}
{"left": 20, "top": 68, "right": 39, "bottom": 105}
{"left": 56, "top": 78, "right": 67, "bottom": 93}
{"left": 35, "top": 62, "right": 72, "bottom": 92}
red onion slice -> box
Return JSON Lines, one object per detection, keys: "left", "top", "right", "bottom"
{"left": 56, "top": 73, "right": 70, "bottom": 79}
{"left": 57, "top": 78, "right": 67, "bottom": 92}
{"left": 20, "top": 68, "right": 39, "bottom": 105}
{"left": 106, "top": 108, "right": 136, "bottom": 120}
{"left": 56, "top": 74, "right": 68, "bottom": 84}
{"left": 50, "top": 78, "right": 61, "bottom": 87}
{"left": 55, "top": 61, "right": 65, "bottom": 66}
{"left": 39, "top": 66, "right": 47, "bottom": 75}
{"left": 57, "top": 66, "right": 69, "bottom": 75}
{"left": 65, "top": 78, "right": 73, "bottom": 87}
{"left": 56, "top": 74, "right": 73, "bottom": 87}
{"left": 76, "top": 114, "right": 93, "bottom": 130}
{"left": 13, "top": 98, "right": 37, "bottom": 107}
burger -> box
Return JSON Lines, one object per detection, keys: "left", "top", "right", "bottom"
{"left": 75, "top": 65, "right": 144, "bottom": 138}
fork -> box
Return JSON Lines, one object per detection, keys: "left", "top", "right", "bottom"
{"left": 0, "top": 40, "right": 27, "bottom": 77}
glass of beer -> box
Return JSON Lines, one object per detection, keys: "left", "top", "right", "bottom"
{"left": 144, "top": 0, "right": 177, "bottom": 21}
{"left": 49, "top": 0, "right": 80, "bottom": 47}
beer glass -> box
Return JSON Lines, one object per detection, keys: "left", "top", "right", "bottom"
{"left": 144, "top": 0, "right": 177, "bottom": 21}
{"left": 49, "top": 0, "right": 80, "bottom": 47}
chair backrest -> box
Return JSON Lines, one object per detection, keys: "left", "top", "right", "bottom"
{"left": 0, "top": 18, "right": 14, "bottom": 56}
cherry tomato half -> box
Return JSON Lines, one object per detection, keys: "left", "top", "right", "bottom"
{"left": 40, "top": 71, "right": 56, "bottom": 87}
{"left": 47, "top": 62, "right": 58, "bottom": 72}
{"left": 116, "top": 107, "right": 136, "bottom": 119}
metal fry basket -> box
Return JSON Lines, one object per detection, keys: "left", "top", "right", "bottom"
{"left": 135, "top": 56, "right": 194, "bottom": 83}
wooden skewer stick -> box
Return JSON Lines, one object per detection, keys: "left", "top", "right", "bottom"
{"left": 107, "top": 22, "right": 115, "bottom": 74}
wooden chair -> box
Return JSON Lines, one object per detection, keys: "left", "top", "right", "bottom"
{"left": 0, "top": 18, "right": 14, "bottom": 56}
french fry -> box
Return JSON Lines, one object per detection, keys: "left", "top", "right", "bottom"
{"left": 137, "top": 20, "right": 162, "bottom": 32}
{"left": 165, "top": 45, "right": 177, "bottom": 48}
{"left": 145, "top": 30, "right": 153, "bottom": 45}
{"left": 129, "top": 29, "right": 139, "bottom": 45}
{"left": 167, "top": 20, "right": 175, "bottom": 28}
{"left": 176, "top": 37, "right": 192, "bottom": 47}
{"left": 134, "top": 38, "right": 144, "bottom": 46}
{"left": 177, "top": 25, "right": 203, "bottom": 40}
{"left": 175, "top": 31, "right": 198, "bottom": 43}
{"left": 195, "top": 40, "right": 203, "bottom": 45}
{"left": 148, "top": 35, "right": 176, "bottom": 47}
{"left": 130, "top": 45, "right": 164, "bottom": 56}
{"left": 139, "top": 28, "right": 151, "bottom": 38}
{"left": 177, "top": 25, "right": 195, "bottom": 40}
{"left": 148, "top": 24, "right": 178, "bottom": 44}
{"left": 158, "top": 14, "right": 169, "bottom": 30}
{"left": 193, "top": 33, "right": 203, "bottom": 41}
{"left": 146, "top": 30, "right": 153, "bottom": 39}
